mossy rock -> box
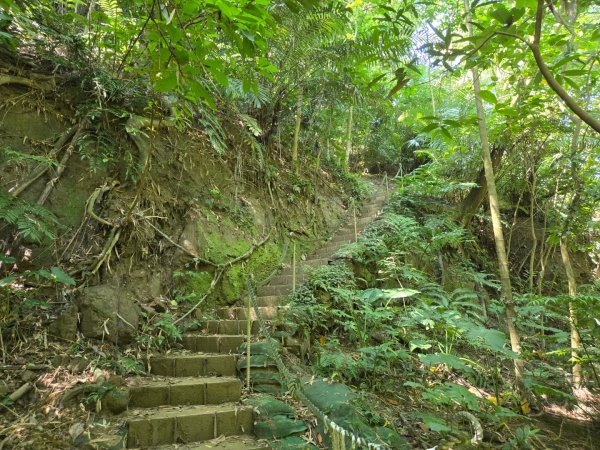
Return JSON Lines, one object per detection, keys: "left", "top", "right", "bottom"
{"left": 254, "top": 415, "right": 307, "bottom": 439}
{"left": 221, "top": 242, "right": 283, "bottom": 300}
{"left": 237, "top": 354, "right": 277, "bottom": 370}
{"left": 244, "top": 394, "right": 296, "bottom": 418}
{"left": 236, "top": 341, "right": 281, "bottom": 355}
{"left": 253, "top": 384, "right": 286, "bottom": 396}
{"left": 268, "top": 436, "right": 318, "bottom": 450}
{"left": 248, "top": 371, "right": 284, "bottom": 385}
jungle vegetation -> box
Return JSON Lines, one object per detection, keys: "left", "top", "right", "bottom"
{"left": 0, "top": 0, "right": 599, "bottom": 448}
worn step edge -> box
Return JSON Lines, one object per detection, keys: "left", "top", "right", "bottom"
{"left": 146, "top": 353, "right": 237, "bottom": 377}
{"left": 126, "top": 404, "right": 254, "bottom": 448}
{"left": 128, "top": 377, "right": 242, "bottom": 408}
{"left": 130, "top": 435, "right": 270, "bottom": 449}
{"left": 181, "top": 334, "right": 246, "bottom": 353}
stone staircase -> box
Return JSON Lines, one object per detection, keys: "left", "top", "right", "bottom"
{"left": 121, "top": 186, "right": 387, "bottom": 449}
{"left": 217, "top": 188, "right": 388, "bottom": 322}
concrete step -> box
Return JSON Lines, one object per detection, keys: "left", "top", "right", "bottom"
{"left": 126, "top": 403, "right": 254, "bottom": 448}
{"left": 128, "top": 377, "right": 241, "bottom": 408}
{"left": 205, "top": 320, "right": 259, "bottom": 335}
{"left": 339, "top": 216, "right": 377, "bottom": 228}
{"left": 147, "top": 353, "right": 237, "bottom": 377}
{"left": 266, "top": 275, "right": 290, "bottom": 285}
{"left": 216, "top": 306, "right": 285, "bottom": 320}
{"left": 254, "top": 295, "right": 284, "bottom": 307}
{"left": 181, "top": 334, "right": 245, "bottom": 353}
{"left": 256, "top": 284, "right": 291, "bottom": 297}
{"left": 360, "top": 205, "right": 384, "bottom": 215}
{"left": 133, "top": 435, "right": 270, "bottom": 449}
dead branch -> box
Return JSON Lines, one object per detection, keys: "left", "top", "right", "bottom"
{"left": 7, "top": 382, "right": 33, "bottom": 403}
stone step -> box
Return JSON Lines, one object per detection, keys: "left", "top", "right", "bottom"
{"left": 126, "top": 403, "right": 254, "bottom": 448}
{"left": 254, "top": 295, "right": 284, "bottom": 307}
{"left": 133, "top": 435, "right": 270, "bottom": 449}
{"left": 267, "top": 274, "right": 310, "bottom": 286}
{"left": 147, "top": 353, "right": 237, "bottom": 377}
{"left": 339, "top": 216, "right": 377, "bottom": 228}
{"left": 256, "top": 284, "right": 291, "bottom": 297}
{"left": 360, "top": 204, "right": 385, "bottom": 215}
{"left": 128, "top": 377, "right": 241, "bottom": 408}
{"left": 181, "top": 334, "right": 245, "bottom": 353}
{"left": 337, "top": 219, "right": 379, "bottom": 234}
{"left": 205, "top": 320, "right": 259, "bottom": 335}
{"left": 278, "top": 258, "right": 330, "bottom": 277}
{"left": 216, "top": 306, "right": 285, "bottom": 320}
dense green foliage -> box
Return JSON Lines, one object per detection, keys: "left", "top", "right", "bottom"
{"left": 0, "top": 0, "right": 599, "bottom": 447}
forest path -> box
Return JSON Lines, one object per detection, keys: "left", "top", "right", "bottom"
{"left": 121, "top": 184, "right": 388, "bottom": 449}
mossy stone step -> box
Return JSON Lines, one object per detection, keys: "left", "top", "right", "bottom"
{"left": 181, "top": 334, "right": 245, "bottom": 353}
{"left": 128, "top": 377, "right": 241, "bottom": 408}
{"left": 205, "top": 320, "right": 260, "bottom": 335}
{"left": 126, "top": 403, "right": 254, "bottom": 448}
{"left": 216, "top": 306, "right": 285, "bottom": 320}
{"left": 133, "top": 435, "right": 270, "bottom": 449}
{"left": 256, "top": 284, "right": 291, "bottom": 297}
{"left": 147, "top": 353, "right": 236, "bottom": 377}
{"left": 254, "top": 295, "right": 284, "bottom": 307}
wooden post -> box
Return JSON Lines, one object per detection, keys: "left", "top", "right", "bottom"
{"left": 246, "top": 292, "right": 252, "bottom": 389}
{"left": 292, "top": 241, "right": 296, "bottom": 293}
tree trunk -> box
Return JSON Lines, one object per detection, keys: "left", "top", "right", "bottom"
{"left": 559, "top": 237, "right": 583, "bottom": 388}
{"left": 344, "top": 104, "right": 353, "bottom": 172}
{"left": 528, "top": 169, "right": 537, "bottom": 292}
{"left": 291, "top": 84, "right": 303, "bottom": 169}
{"left": 464, "top": 0, "right": 529, "bottom": 413}
{"left": 459, "top": 144, "right": 505, "bottom": 227}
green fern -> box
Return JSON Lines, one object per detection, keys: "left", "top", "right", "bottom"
{"left": 0, "top": 191, "right": 60, "bottom": 242}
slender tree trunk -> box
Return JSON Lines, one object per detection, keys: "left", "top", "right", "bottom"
{"left": 344, "top": 104, "right": 353, "bottom": 172}
{"left": 464, "top": 0, "right": 529, "bottom": 413}
{"left": 528, "top": 169, "right": 537, "bottom": 292}
{"left": 291, "top": 84, "right": 303, "bottom": 170}
{"left": 459, "top": 144, "right": 505, "bottom": 227}
{"left": 560, "top": 237, "right": 583, "bottom": 388}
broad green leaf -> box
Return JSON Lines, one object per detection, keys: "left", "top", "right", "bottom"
{"left": 382, "top": 288, "right": 420, "bottom": 299}
{"left": 154, "top": 70, "right": 178, "bottom": 92}
{"left": 419, "top": 353, "right": 468, "bottom": 370}
{"left": 478, "top": 90, "right": 497, "bottom": 104}
{"left": 413, "top": 413, "right": 451, "bottom": 432}
{"left": 0, "top": 275, "right": 17, "bottom": 287}
{"left": 420, "top": 123, "right": 439, "bottom": 133}
{"left": 51, "top": 266, "right": 76, "bottom": 286}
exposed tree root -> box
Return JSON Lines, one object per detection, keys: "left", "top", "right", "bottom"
{"left": 85, "top": 181, "right": 119, "bottom": 227}
{"left": 8, "top": 125, "right": 78, "bottom": 197}
{"left": 91, "top": 227, "right": 121, "bottom": 275}
{"left": 36, "top": 123, "right": 85, "bottom": 205}
{"left": 174, "top": 234, "right": 271, "bottom": 324}
{"left": 456, "top": 411, "right": 483, "bottom": 444}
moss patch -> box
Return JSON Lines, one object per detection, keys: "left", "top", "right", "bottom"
{"left": 221, "top": 242, "right": 283, "bottom": 300}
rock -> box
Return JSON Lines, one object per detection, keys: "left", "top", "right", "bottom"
{"left": 254, "top": 415, "right": 307, "bottom": 439}
{"left": 51, "top": 355, "right": 69, "bottom": 368}
{"left": 49, "top": 304, "right": 79, "bottom": 341}
{"left": 77, "top": 285, "right": 139, "bottom": 344}
{"left": 21, "top": 370, "right": 36, "bottom": 382}
{"left": 101, "top": 386, "right": 129, "bottom": 415}
{"left": 68, "top": 357, "right": 90, "bottom": 373}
